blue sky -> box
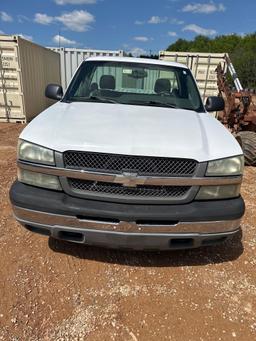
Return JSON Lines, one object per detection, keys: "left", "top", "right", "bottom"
{"left": 0, "top": 0, "right": 255, "bottom": 55}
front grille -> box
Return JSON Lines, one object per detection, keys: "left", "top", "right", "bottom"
{"left": 63, "top": 151, "right": 197, "bottom": 176}
{"left": 69, "top": 178, "right": 190, "bottom": 199}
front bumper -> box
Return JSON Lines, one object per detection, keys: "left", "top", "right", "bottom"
{"left": 10, "top": 181, "right": 245, "bottom": 250}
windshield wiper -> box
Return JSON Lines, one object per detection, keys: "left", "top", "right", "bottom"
{"left": 129, "top": 100, "right": 176, "bottom": 108}
{"left": 69, "top": 95, "right": 118, "bottom": 104}
{"left": 147, "top": 100, "right": 176, "bottom": 108}
{"left": 88, "top": 95, "right": 119, "bottom": 104}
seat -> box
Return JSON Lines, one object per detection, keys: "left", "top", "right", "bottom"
{"left": 90, "top": 82, "right": 98, "bottom": 92}
{"left": 171, "top": 88, "right": 180, "bottom": 97}
{"left": 100, "top": 75, "right": 116, "bottom": 90}
{"left": 154, "top": 78, "right": 171, "bottom": 94}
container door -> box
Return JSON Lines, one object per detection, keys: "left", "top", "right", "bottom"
{"left": 159, "top": 51, "right": 226, "bottom": 101}
{"left": 0, "top": 38, "right": 25, "bottom": 122}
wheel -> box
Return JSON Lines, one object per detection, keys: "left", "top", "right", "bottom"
{"left": 236, "top": 131, "right": 256, "bottom": 166}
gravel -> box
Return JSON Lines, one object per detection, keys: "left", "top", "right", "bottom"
{"left": 0, "top": 123, "right": 255, "bottom": 341}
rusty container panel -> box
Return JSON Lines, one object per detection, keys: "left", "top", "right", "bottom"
{"left": 159, "top": 51, "right": 227, "bottom": 101}
{"left": 0, "top": 35, "right": 61, "bottom": 123}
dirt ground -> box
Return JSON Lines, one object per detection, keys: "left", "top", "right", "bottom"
{"left": 0, "top": 123, "right": 255, "bottom": 341}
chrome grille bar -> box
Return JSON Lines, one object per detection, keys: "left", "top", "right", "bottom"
{"left": 18, "top": 161, "right": 242, "bottom": 186}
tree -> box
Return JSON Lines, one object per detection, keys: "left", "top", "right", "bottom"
{"left": 166, "top": 33, "right": 256, "bottom": 88}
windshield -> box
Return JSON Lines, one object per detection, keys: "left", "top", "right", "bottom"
{"left": 63, "top": 60, "right": 205, "bottom": 112}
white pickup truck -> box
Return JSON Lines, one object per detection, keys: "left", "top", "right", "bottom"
{"left": 10, "top": 56, "right": 245, "bottom": 250}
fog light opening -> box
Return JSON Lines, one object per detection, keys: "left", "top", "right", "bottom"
{"left": 169, "top": 238, "right": 194, "bottom": 248}
{"left": 58, "top": 230, "right": 84, "bottom": 242}
{"left": 202, "top": 236, "right": 227, "bottom": 246}
{"left": 25, "top": 224, "right": 51, "bottom": 236}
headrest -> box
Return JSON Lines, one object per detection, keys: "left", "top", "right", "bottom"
{"left": 90, "top": 82, "right": 98, "bottom": 91}
{"left": 100, "top": 75, "right": 115, "bottom": 89}
{"left": 154, "top": 78, "right": 171, "bottom": 94}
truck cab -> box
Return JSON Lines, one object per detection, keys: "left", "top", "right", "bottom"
{"left": 10, "top": 57, "right": 245, "bottom": 250}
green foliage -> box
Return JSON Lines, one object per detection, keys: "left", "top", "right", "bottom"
{"left": 166, "top": 33, "right": 256, "bottom": 88}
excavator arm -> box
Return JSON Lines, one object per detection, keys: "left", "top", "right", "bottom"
{"left": 216, "top": 54, "right": 256, "bottom": 165}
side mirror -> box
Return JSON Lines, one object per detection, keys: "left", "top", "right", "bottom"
{"left": 205, "top": 96, "right": 225, "bottom": 112}
{"left": 45, "top": 84, "right": 63, "bottom": 100}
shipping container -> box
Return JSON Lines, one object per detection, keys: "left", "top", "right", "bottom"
{"left": 48, "top": 47, "right": 125, "bottom": 89}
{"left": 0, "top": 35, "right": 61, "bottom": 123}
{"left": 159, "top": 51, "right": 228, "bottom": 100}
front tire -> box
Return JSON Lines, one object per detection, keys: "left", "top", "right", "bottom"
{"left": 236, "top": 131, "right": 256, "bottom": 166}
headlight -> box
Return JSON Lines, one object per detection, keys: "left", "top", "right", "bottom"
{"left": 18, "top": 140, "right": 55, "bottom": 165}
{"left": 18, "top": 169, "right": 61, "bottom": 191}
{"left": 196, "top": 184, "right": 241, "bottom": 200}
{"left": 206, "top": 155, "right": 244, "bottom": 176}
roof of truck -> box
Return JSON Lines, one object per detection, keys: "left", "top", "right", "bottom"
{"left": 84, "top": 56, "right": 189, "bottom": 69}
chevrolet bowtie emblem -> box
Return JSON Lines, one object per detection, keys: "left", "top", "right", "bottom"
{"left": 114, "top": 172, "right": 144, "bottom": 187}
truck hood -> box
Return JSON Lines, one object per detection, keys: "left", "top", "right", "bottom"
{"left": 20, "top": 101, "right": 242, "bottom": 162}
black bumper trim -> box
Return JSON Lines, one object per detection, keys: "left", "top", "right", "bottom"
{"left": 10, "top": 181, "right": 245, "bottom": 222}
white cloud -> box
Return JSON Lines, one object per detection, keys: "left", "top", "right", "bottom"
{"left": 135, "top": 20, "right": 145, "bottom": 25}
{"left": 17, "top": 15, "right": 30, "bottom": 23}
{"left": 148, "top": 16, "right": 168, "bottom": 24}
{"left": 52, "top": 34, "right": 77, "bottom": 45}
{"left": 56, "top": 10, "right": 95, "bottom": 32}
{"left": 0, "top": 11, "right": 13, "bottom": 22}
{"left": 55, "top": 0, "right": 96, "bottom": 4}
{"left": 0, "top": 30, "right": 4, "bottom": 34}
{"left": 133, "top": 36, "right": 149, "bottom": 42}
{"left": 218, "top": 4, "right": 226, "bottom": 11}
{"left": 129, "top": 47, "right": 147, "bottom": 57}
{"left": 17, "top": 33, "right": 33, "bottom": 41}
{"left": 170, "top": 18, "right": 184, "bottom": 25}
{"left": 34, "top": 10, "right": 95, "bottom": 32}
{"left": 168, "top": 31, "right": 177, "bottom": 37}
{"left": 135, "top": 16, "right": 172, "bottom": 25}
{"left": 34, "top": 13, "right": 54, "bottom": 25}
{"left": 182, "top": 24, "right": 217, "bottom": 36}
{"left": 182, "top": 2, "right": 226, "bottom": 14}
